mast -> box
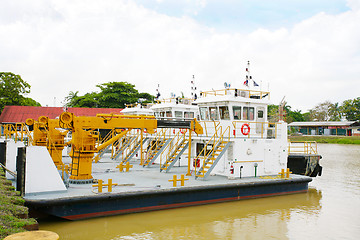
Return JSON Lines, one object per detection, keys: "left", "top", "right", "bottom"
{"left": 191, "top": 75, "right": 197, "bottom": 100}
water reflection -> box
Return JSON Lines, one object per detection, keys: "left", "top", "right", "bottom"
{"left": 40, "top": 188, "right": 322, "bottom": 240}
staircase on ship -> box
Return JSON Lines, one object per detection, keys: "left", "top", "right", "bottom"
{"left": 143, "top": 129, "right": 171, "bottom": 167}
{"left": 160, "top": 131, "right": 189, "bottom": 172}
{"left": 121, "top": 133, "right": 149, "bottom": 164}
{"left": 195, "top": 127, "right": 231, "bottom": 180}
{"left": 94, "top": 129, "right": 118, "bottom": 162}
{"left": 111, "top": 132, "right": 138, "bottom": 161}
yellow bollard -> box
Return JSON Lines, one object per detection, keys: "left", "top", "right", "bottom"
{"left": 279, "top": 169, "right": 285, "bottom": 178}
{"left": 168, "top": 174, "right": 189, "bottom": 187}
{"left": 92, "top": 179, "right": 117, "bottom": 193}
{"left": 168, "top": 175, "right": 178, "bottom": 187}
{"left": 4, "top": 230, "right": 59, "bottom": 240}
{"left": 285, "top": 168, "right": 292, "bottom": 178}
{"left": 179, "top": 174, "right": 189, "bottom": 186}
{"left": 92, "top": 179, "right": 103, "bottom": 193}
{"left": 124, "top": 162, "right": 133, "bottom": 172}
{"left": 116, "top": 163, "right": 124, "bottom": 172}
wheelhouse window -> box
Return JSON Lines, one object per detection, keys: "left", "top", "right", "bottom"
{"left": 184, "top": 112, "right": 194, "bottom": 118}
{"left": 219, "top": 106, "right": 230, "bottom": 120}
{"left": 243, "top": 107, "right": 254, "bottom": 120}
{"left": 209, "top": 107, "right": 219, "bottom": 120}
{"left": 199, "top": 107, "right": 209, "bottom": 120}
{"left": 233, "top": 106, "right": 241, "bottom": 120}
{"left": 175, "top": 111, "right": 183, "bottom": 118}
{"left": 258, "top": 110, "right": 264, "bottom": 118}
{"left": 166, "top": 111, "right": 172, "bottom": 117}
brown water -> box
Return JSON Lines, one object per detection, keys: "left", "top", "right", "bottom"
{"left": 40, "top": 144, "right": 360, "bottom": 240}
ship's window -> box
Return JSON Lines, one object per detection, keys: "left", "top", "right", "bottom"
{"left": 199, "top": 107, "right": 209, "bottom": 120}
{"left": 166, "top": 111, "right": 172, "bottom": 117}
{"left": 196, "top": 143, "right": 212, "bottom": 156}
{"left": 219, "top": 106, "right": 230, "bottom": 120}
{"left": 160, "top": 112, "right": 165, "bottom": 117}
{"left": 209, "top": 107, "right": 219, "bottom": 120}
{"left": 233, "top": 106, "right": 241, "bottom": 120}
{"left": 154, "top": 112, "right": 160, "bottom": 118}
{"left": 258, "top": 110, "right": 264, "bottom": 118}
{"left": 184, "top": 112, "right": 194, "bottom": 118}
{"left": 175, "top": 111, "right": 182, "bottom": 118}
{"left": 243, "top": 107, "right": 254, "bottom": 120}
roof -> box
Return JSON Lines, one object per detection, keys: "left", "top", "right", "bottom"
{"left": 288, "top": 121, "right": 357, "bottom": 127}
{"left": 0, "top": 106, "right": 123, "bottom": 123}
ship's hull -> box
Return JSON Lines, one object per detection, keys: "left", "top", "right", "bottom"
{"left": 26, "top": 177, "right": 311, "bottom": 220}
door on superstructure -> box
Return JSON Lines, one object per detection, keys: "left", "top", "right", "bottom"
{"left": 256, "top": 107, "right": 265, "bottom": 134}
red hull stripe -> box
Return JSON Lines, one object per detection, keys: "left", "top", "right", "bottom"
{"left": 65, "top": 189, "right": 307, "bottom": 220}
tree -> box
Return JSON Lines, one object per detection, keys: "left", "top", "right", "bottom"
{"left": 267, "top": 103, "right": 305, "bottom": 123}
{"left": 64, "top": 91, "right": 99, "bottom": 108}
{"left": 267, "top": 104, "right": 279, "bottom": 122}
{"left": 64, "top": 81, "right": 154, "bottom": 108}
{"left": 287, "top": 109, "right": 305, "bottom": 122}
{"left": 0, "top": 72, "right": 40, "bottom": 113}
{"left": 309, "top": 101, "right": 334, "bottom": 121}
{"left": 341, "top": 97, "right": 360, "bottom": 121}
{"left": 329, "top": 102, "right": 342, "bottom": 121}
{"left": 138, "top": 92, "right": 154, "bottom": 103}
{"left": 97, "top": 82, "right": 139, "bottom": 108}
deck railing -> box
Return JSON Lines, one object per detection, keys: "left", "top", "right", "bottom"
{"left": 199, "top": 120, "right": 280, "bottom": 139}
{"left": 288, "top": 141, "right": 318, "bottom": 155}
{"left": 200, "top": 88, "right": 270, "bottom": 99}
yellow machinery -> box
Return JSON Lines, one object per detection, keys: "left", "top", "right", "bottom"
{"left": 59, "top": 112, "right": 203, "bottom": 183}
{"left": 26, "top": 116, "right": 68, "bottom": 166}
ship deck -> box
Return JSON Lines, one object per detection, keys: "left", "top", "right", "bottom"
{"left": 24, "top": 154, "right": 312, "bottom": 201}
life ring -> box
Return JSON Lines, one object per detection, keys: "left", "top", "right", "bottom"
{"left": 241, "top": 123, "right": 250, "bottom": 135}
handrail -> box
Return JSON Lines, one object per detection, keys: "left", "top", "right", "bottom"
{"left": 200, "top": 88, "right": 270, "bottom": 99}
{"left": 146, "top": 128, "right": 168, "bottom": 162}
{"left": 194, "top": 126, "right": 230, "bottom": 175}
{"left": 122, "top": 129, "right": 144, "bottom": 162}
{"left": 159, "top": 131, "right": 184, "bottom": 167}
{"left": 288, "top": 141, "right": 318, "bottom": 155}
{"left": 1, "top": 123, "right": 33, "bottom": 144}
{"left": 154, "top": 97, "right": 195, "bottom": 105}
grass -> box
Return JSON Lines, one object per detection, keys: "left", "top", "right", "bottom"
{"left": 289, "top": 135, "right": 360, "bottom": 145}
{"left": 0, "top": 168, "right": 38, "bottom": 239}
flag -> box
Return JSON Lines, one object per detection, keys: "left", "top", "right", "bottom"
{"left": 244, "top": 75, "right": 249, "bottom": 86}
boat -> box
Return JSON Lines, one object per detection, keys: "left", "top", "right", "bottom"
{"left": 0, "top": 62, "right": 322, "bottom": 220}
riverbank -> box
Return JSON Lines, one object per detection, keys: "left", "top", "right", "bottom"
{"left": 289, "top": 135, "right": 360, "bottom": 144}
{"left": 0, "top": 168, "right": 38, "bottom": 239}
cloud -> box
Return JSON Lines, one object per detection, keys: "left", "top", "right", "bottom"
{"left": 0, "top": 0, "right": 359, "bottom": 112}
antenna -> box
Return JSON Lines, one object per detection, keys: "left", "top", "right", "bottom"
{"left": 244, "top": 61, "right": 250, "bottom": 88}
{"left": 191, "top": 75, "right": 197, "bottom": 100}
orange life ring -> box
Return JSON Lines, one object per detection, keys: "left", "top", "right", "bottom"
{"left": 241, "top": 123, "right": 250, "bottom": 135}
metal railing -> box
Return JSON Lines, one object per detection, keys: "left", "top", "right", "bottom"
{"left": 159, "top": 131, "right": 185, "bottom": 167}
{"left": 199, "top": 120, "right": 280, "bottom": 139}
{"left": 288, "top": 141, "right": 318, "bottom": 155}
{"left": 194, "top": 126, "right": 230, "bottom": 176}
{"left": 200, "top": 88, "right": 270, "bottom": 99}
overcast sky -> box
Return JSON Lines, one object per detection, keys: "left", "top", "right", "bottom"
{"left": 1, "top": 0, "right": 359, "bottom": 111}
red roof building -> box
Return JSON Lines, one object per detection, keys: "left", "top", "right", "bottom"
{"left": 0, "top": 106, "right": 123, "bottom": 124}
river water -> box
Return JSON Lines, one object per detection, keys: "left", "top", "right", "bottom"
{"left": 40, "top": 144, "right": 360, "bottom": 240}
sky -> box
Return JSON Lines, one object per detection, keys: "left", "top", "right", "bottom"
{"left": 1, "top": 0, "right": 359, "bottom": 112}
